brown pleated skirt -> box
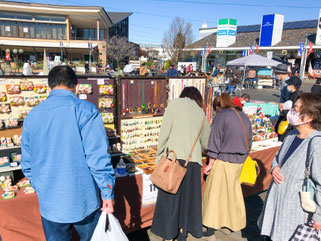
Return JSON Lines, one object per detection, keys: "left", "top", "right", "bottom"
{"left": 202, "top": 159, "right": 246, "bottom": 232}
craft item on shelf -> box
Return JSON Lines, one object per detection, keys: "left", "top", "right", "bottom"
{"left": 121, "top": 117, "right": 162, "bottom": 153}
{"left": 17, "top": 179, "right": 30, "bottom": 188}
{"left": 128, "top": 148, "right": 158, "bottom": 174}
{"left": 101, "top": 112, "right": 114, "bottom": 124}
{"left": 33, "top": 85, "right": 47, "bottom": 94}
{"left": 0, "top": 92, "right": 7, "bottom": 102}
{"left": 246, "top": 112, "right": 278, "bottom": 142}
{"left": 107, "top": 129, "right": 117, "bottom": 137}
{"left": 2, "top": 176, "right": 15, "bottom": 192}
{"left": 4, "top": 118, "right": 18, "bottom": 128}
{"left": 11, "top": 153, "right": 21, "bottom": 162}
{"left": 78, "top": 84, "right": 92, "bottom": 94}
{"left": 24, "top": 186, "right": 35, "bottom": 194}
{"left": 20, "top": 81, "right": 34, "bottom": 91}
{"left": 0, "top": 103, "right": 11, "bottom": 113}
{"left": 6, "top": 137, "right": 14, "bottom": 147}
{"left": 99, "top": 85, "right": 113, "bottom": 95}
{"left": 98, "top": 98, "right": 114, "bottom": 109}
{"left": 126, "top": 163, "right": 137, "bottom": 175}
{"left": 18, "top": 110, "right": 29, "bottom": 120}
{"left": 2, "top": 191, "right": 15, "bottom": 200}
{"left": 13, "top": 135, "right": 21, "bottom": 146}
{"left": 39, "top": 95, "right": 47, "bottom": 103}
{"left": 25, "top": 96, "right": 40, "bottom": 107}
{"left": 9, "top": 96, "right": 25, "bottom": 106}
{"left": 0, "top": 137, "right": 7, "bottom": 147}
{"left": 0, "top": 156, "right": 9, "bottom": 167}
{"left": 6, "top": 83, "right": 21, "bottom": 95}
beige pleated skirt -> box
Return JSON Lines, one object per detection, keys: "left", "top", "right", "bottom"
{"left": 202, "top": 159, "right": 246, "bottom": 232}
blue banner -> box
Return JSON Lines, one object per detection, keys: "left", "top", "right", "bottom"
{"left": 218, "top": 30, "right": 227, "bottom": 36}
{"left": 242, "top": 50, "right": 246, "bottom": 56}
{"left": 228, "top": 30, "right": 236, "bottom": 36}
{"left": 300, "top": 43, "right": 304, "bottom": 52}
{"left": 259, "top": 14, "right": 275, "bottom": 47}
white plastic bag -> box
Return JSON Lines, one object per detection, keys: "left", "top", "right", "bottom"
{"left": 91, "top": 212, "right": 128, "bottom": 241}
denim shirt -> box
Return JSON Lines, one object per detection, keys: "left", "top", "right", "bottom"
{"left": 21, "top": 89, "right": 115, "bottom": 223}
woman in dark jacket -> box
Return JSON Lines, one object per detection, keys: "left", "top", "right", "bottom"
{"left": 276, "top": 76, "right": 302, "bottom": 141}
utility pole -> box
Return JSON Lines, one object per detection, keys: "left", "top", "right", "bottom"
{"left": 299, "top": 36, "right": 308, "bottom": 80}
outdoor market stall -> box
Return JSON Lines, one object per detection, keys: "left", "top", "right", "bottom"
{"left": 226, "top": 54, "right": 280, "bottom": 87}
{"left": 0, "top": 75, "right": 281, "bottom": 241}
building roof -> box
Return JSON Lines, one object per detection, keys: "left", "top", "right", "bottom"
{"left": 107, "top": 12, "right": 132, "bottom": 25}
{"left": 190, "top": 19, "right": 318, "bottom": 49}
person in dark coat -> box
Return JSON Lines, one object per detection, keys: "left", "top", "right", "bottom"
{"left": 311, "top": 78, "right": 321, "bottom": 94}
{"left": 276, "top": 76, "right": 302, "bottom": 141}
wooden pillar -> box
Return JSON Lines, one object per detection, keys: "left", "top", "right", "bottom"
{"left": 97, "top": 19, "right": 100, "bottom": 41}
{"left": 66, "top": 16, "right": 71, "bottom": 42}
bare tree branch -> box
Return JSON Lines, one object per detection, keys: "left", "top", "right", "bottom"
{"left": 162, "top": 17, "right": 194, "bottom": 64}
{"left": 106, "top": 36, "right": 135, "bottom": 67}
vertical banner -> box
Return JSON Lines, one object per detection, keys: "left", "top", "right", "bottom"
{"left": 242, "top": 50, "right": 246, "bottom": 56}
{"left": 259, "top": 14, "right": 284, "bottom": 47}
{"left": 316, "top": 9, "right": 321, "bottom": 45}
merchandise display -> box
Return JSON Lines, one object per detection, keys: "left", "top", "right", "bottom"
{"left": 4, "top": 118, "right": 19, "bottom": 128}
{"left": 245, "top": 112, "right": 278, "bottom": 142}
{"left": 78, "top": 84, "right": 93, "bottom": 94}
{"left": 168, "top": 77, "right": 206, "bottom": 101}
{"left": 0, "top": 156, "right": 9, "bottom": 167}
{"left": 17, "top": 179, "right": 30, "bottom": 188}
{"left": 128, "top": 147, "right": 158, "bottom": 174}
{"left": 0, "top": 92, "right": 7, "bottom": 102}
{"left": 23, "top": 186, "right": 35, "bottom": 194}
{"left": 20, "top": 81, "right": 34, "bottom": 91}
{"left": 0, "top": 103, "right": 11, "bottom": 113}
{"left": 119, "top": 77, "right": 167, "bottom": 118}
{"left": 77, "top": 78, "right": 116, "bottom": 129}
{"left": 9, "top": 96, "right": 25, "bottom": 106}
{"left": 120, "top": 116, "right": 163, "bottom": 153}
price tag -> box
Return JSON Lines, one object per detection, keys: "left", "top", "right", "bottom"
{"left": 142, "top": 174, "right": 158, "bottom": 206}
{"left": 97, "top": 79, "right": 105, "bottom": 85}
{"left": 10, "top": 162, "right": 18, "bottom": 167}
{"left": 79, "top": 94, "right": 87, "bottom": 100}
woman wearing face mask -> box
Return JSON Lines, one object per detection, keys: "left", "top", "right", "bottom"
{"left": 258, "top": 93, "right": 321, "bottom": 241}
{"left": 275, "top": 76, "right": 302, "bottom": 142}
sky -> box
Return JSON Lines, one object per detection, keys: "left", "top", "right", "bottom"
{"left": 13, "top": 0, "right": 321, "bottom": 44}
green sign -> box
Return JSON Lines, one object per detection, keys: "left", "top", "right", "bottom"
{"left": 218, "top": 19, "right": 237, "bottom": 25}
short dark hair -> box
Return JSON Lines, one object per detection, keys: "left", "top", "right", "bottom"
{"left": 48, "top": 65, "right": 78, "bottom": 89}
{"left": 241, "top": 93, "right": 250, "bottom": 101}
{"left": 297, "top": 93, "right": 321, "bottom": 131}
{"left": 179, "top": 86, "right": 203, "bottom": 108}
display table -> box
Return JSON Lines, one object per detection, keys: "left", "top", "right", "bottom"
{"left": 243, "top": 101, "right": 279, "bottom": 116}
{"left": 0, "top": 146, "right": 279, "bottom": 241}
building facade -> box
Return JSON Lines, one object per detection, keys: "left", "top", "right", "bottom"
{"left": 0, "top": 1, "right": 131, "bottom": 66}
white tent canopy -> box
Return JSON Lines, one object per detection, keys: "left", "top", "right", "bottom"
{"left": 226, "top": 54, "right": 280, "bottom": 67}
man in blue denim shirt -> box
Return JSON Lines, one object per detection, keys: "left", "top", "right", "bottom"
{"left": 21, "top": 66, "right": 115, "bottom": 241}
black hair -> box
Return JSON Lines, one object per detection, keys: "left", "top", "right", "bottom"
{"left": 179, "top": 86, "right": 203, "bottom": 108}
{"left": 241, "top": 93, "right": 250, "bottom": 100}
{"left": 48, "top": 65, "right": 78, "bottom": 89}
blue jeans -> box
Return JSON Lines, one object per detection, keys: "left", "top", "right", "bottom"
{"left": 41, "top": 209, "right": 101, "bottom": 241}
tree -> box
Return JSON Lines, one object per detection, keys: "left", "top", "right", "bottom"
{"left": 106, "top": 36, "right": 135, "bottom": 67}
{"left": 163, "top": 17, "right": 193, "bottom": 64}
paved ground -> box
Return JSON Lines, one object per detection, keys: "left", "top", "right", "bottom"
{"left": 126, "top": 79, "right": 316, "bottom": 241}
{"left": 127, "top": 192, "right": 267, "bottom": 241}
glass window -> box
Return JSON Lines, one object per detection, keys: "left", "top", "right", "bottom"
{"left": 16, "top": 14, "right": 33, "bottom": 20}
{"left": 99, "top": 29, "right": 105, "bottom": 40}
{"left": 50, "top": 16, "right": 66, "bottom": 22}
{"left": 35, "top": 15, "right": 51, "bottom": 21}
{"left": 0, "top": 13, "right": 16, "bottom": 19}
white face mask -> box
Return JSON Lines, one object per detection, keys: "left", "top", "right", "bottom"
{"left": 287, "top": 86, "right": 292, "bottom": 92}
{"left": 241, "top": 100, "right": 246, "bottom": 104}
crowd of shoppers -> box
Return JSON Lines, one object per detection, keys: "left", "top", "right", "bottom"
{"left": 19, "top": 64, "right": 321, "bottom": 241}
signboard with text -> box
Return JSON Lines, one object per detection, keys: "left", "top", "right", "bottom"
{"left": 216, "top": 18, "right": 237, "bottom": 47}
{"left": 316, "top": 9, "right": 321, "bottom": 45}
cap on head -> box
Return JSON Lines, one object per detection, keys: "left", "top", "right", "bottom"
{"left": 275, "top": 64, "right": 289, "bottom": 74}
{"left": 286, "top": 76, "right": 302, "bottom": 87}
